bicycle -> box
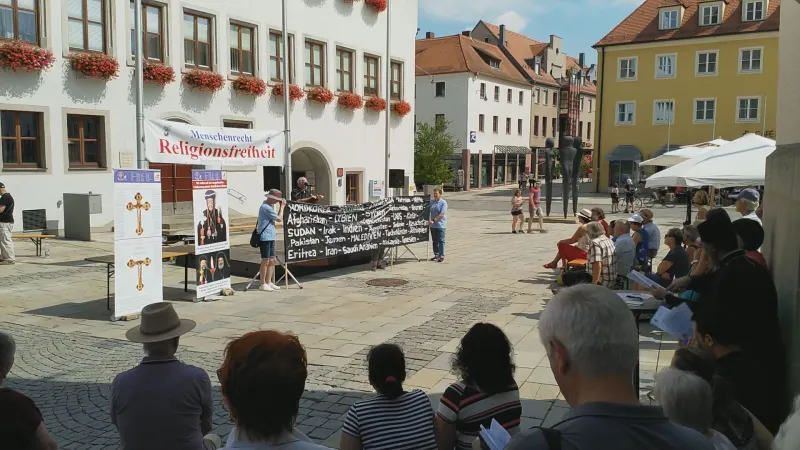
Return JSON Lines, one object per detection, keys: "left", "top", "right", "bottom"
{"left": 618, "top": 195, "right": 643, "bottom": 213}
{"left": 641, "top": 190, "right": 677, "bottom": 209}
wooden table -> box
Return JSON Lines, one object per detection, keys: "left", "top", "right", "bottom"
{"left": 84, "top": 245, "right": 195, "bottom": 310}
{"left": 618, "top": 291, "right": 665, "bottom": 395}
{"left": 12, "top": 234, "right": 56, "bottom": 256}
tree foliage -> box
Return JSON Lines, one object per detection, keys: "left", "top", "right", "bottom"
{"left": 414, "top": 120, "right": 457, "bottom": 185}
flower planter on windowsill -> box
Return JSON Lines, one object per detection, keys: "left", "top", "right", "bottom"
{"left": 231, "top": 75, "right": 267, "bottom": 96}
{"left": 142, "top": 62, "right": 175, "bottom": 85}
{"left": 364, "top": 96, "right": 387, "bottom": 112}
{"left": 392, "top": 100, "right": 411, "bottom": 117}
{"left": 0, "top": 41, "right": 55, "bottom": 73}
{"left": 271, "top": 83, "right": 305, "bottom": 102}
{"left": 183, "top": 69, "right": 225, "bottom": 92}
{"left": 365, "top": 0, "right": 387, "bottom": 12}
{"left": 306, "top": 86, "right": 334, "bottom": 105}
{"left": 338, "top": 92, "right": 364, "bottom": 110}
{"left": 68, "top": 52, "right": 119, "bottom": 81}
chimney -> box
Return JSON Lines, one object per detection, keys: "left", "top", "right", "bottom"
{"left": 461, "top": 31, "right": 470, "bottom": 37}
{"left": 499, "top": 24, "right": 506, "bottom": 47}
{"left": 425, "top": 32, "right": 435, "bottom": 39}
{"left": 579, "top": 52, "right": 586, "bottom": 67}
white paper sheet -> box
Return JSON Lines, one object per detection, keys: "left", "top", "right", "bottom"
{"left": 479, "top": 419, "right": 511, "bottom": 450}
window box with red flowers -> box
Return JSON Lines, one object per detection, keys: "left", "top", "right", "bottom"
{"left": 338, "top": 92, "right": 363, "bottom": 110}
{"left": 392, "top": 100, "right": 411, "bottom": 117}
{"left": 183, "top": 69, "right": 225, "bottom": 93}
{"left": 142, "top": 62, "right": 175, "bottom": 85}
{"left": 68, "top": 52, "right": 120, "bottom": 81}
{"left": 365, "top": 96, "right": 386, "bottom": 113}
{"left": 365, "top": 0, "right": 387, "bottom": 13}
{"left": 271, "top": 83, "right": 305, "bottom": 102}
{"left": 0, "top": 41, "right": 55, "bottom": 73}
{"left": 232, "top": 75, "right": 267, "bottom": 96}
{"left": 307, "top": 86, "right": 334, "bottom": 105}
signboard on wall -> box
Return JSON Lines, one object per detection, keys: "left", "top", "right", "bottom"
{"left": 369, "top": 180, "right": 385, "bottom": 197}
{"left": 144, "top": 118, "right": 285, "bottom": 166}
{"left": 192, "top": 170, "right": 231, "bottom": 299}
{"left": 113, "top": 169, "right": 163, "bottom": 318}
{"left": 470, "top": 131, "right": 477, "bottom": 143}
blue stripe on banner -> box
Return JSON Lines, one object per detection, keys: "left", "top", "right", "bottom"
{"left": 113, "top": 169, "right": 161, "bottom": 184}
{"left": 192, "top": 170, "right": 224, "bottom": 181}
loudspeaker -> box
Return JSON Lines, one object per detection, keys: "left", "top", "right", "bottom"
{"left": 389, "top": 169, "right": 405, "bottom": 188}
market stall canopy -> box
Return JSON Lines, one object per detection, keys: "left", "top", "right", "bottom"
{"left": 645, "top": 134, "right": 775, "bottom": 188}
{"left": 640, "top": 139, "right": 729, "bottom": 167}
{"left": 605, "top": 145, "right": 642, "bottom": 162}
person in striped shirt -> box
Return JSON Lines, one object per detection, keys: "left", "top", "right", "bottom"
{"left": 340, "top": 344, "right": 436, "bottom": 450}
{"left": 435, "top": 323, "right": 521, "bottom": 450}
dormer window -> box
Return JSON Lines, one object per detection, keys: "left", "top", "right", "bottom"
{"left": 659, "top": 7, "right": 681, "bottom": 30}
{"left": 489, "top": 59, "right": 499, "bottom": 69}
{"left": 700, "top": 2, "right": 722, "bottom": 26}
{"left": 743, "top": 0, "right": 765, "bottom": 21}
{"left": 534, "top": 56, "right": 541, "bottom": 74}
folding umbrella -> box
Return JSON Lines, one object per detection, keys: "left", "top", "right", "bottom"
{"left": 639, "top": 139, "right": 729, "bottom": 167}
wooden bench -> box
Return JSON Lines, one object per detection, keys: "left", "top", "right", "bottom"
{"left": 11, "top": 234, "right": 56, "bottom": 256}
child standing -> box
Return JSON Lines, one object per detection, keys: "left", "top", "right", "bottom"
{"left": 527, "top": 180, "right": 546, "bottom": 234}
{"left": 511, "top": 189, "right": 524, "bottom": 234}
{"left": 610, "top": 183, "right": 620, "bottom": 213}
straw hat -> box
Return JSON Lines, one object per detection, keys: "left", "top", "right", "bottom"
{"left": 125, "top": 303, "right": 196, "bottom": 343}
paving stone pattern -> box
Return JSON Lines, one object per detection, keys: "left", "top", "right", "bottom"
{"left": 2, "top": 279, "right": 513, "bottom": 449}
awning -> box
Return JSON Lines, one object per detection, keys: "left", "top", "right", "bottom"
{"left": 494, "top": 145, "right": 532, "bottom": 154}
{"left": 651, "top": 144, "right": 682, "bottom": 158}
{"left": 605, "top": 145, "right": 642, "bottom": 162}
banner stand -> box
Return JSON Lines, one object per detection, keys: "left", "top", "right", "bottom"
{"left": 242, "top": 256, "right": 303, "bottom": 292}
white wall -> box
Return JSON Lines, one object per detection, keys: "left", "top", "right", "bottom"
{"left": 414, "top": 72, "right": 470, "bottom": 149}
{"left": 777, "top": 0, "right": 800, "bottom": 146}
{"left": 0, "top": 0, "right": 417, "bottom": 230}
{"left": 467, "top": 74, "right": 531, "bottom": 154}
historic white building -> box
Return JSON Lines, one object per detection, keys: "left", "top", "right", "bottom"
{"left": 0, "top": 0, "right": 417, "bottom": 231}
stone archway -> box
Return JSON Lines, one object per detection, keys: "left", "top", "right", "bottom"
{"left": 290, "top": 144, "right": 333, "bottom": 205}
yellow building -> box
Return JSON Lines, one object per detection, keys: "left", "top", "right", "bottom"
{"left": 593, "top": 0, "right": 780, "bottom": 190}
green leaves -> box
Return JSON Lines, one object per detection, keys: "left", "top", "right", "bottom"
{"left": 414, "top": 120, "right": 458, "bottom": 185}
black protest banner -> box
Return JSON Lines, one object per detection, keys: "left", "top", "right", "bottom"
{"left": 282, "top": 196, "right": 431, "bottom": 263}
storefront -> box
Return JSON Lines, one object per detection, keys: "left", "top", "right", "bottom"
{"left": 606, "top": 145, "right": 643, "bottom": 187}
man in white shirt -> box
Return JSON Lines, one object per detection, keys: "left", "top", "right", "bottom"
{"left": 734, "top": 188, "right": 762, "bottom": 225}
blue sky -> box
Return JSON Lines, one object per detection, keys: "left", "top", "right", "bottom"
{"left": 417, "top": 0, "right": 645, "bottom": 66}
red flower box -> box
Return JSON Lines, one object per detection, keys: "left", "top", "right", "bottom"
{"left": 338, "top": 92, "right": 364, "bottom": 110}
{"left": 271, "top": 83, "right": 305, "bottom": 102}
{"left": 0, "top": 41, "right": 54, "bottom": 72}
{"left": 307, "top": 86, "right": 334, "bottom": 105}
{"left": 232, "top": 75, "right": 267, "bottom": 96}
{"left": 68, "top": 52, "right": 119, "bottom": 81}
{"left": 365, "top": 96, "right": 387, "bottom": 112}
{"left": 183, "top": 69, "right": 225, "bottom": 93}
{"left": 392, "top": 100, "right": 411, "bottom": 117}
{"left": 365, "top": 0, "right": 387, "bottom": 12}
{"left": 142, "top": 62, "right": 175, "bottom": 85}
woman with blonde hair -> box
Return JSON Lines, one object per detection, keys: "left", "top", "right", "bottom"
{"left": 694, "top": 190, "right": 709, "bottom": 223}
{"left": 510, "top": 189, "right": 525, "bottom": 234}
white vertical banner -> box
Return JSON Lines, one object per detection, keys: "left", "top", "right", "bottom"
{"left": 192, "top": 170, "right": 231, "bottom": 299}
{"left": 113, "top": 169, "right": 164, "bottom": 317}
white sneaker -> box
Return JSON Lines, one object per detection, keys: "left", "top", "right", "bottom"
{"left": 268, "top": 282, "right": 281, "bottom": 291}
{"left": 259, "top": 284, "right": 274, "bottom": 292}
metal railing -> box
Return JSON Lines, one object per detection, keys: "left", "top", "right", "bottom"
{"left": 227, "top": 188, "right": 247, "bottom": 204}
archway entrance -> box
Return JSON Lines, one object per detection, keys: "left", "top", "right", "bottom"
{"left": 148, "top": 118, "right": 195, "bottom": 214}
{"left": 289, "top": 147, "right": 332, "bottom": 204}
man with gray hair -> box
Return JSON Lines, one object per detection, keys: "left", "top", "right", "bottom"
{"left": 0, "top": 331, "right": 58, "bottom": 449}
{"left": 291, "top": 177, "right": 324, "bottom": 204}
{"left": 653, "top": 368, "right": 737, "bottom": 449}
{"left": 613, "top": 220, "right": 635, "bottom": 278}
{"left": 734, "top": 188, "right": 761, "bottom": 225}
{"left": 505, "top": 285, "right": 713, "bottom": 449}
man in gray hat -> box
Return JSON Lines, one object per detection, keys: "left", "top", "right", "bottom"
{"left": 111, "top": 302, "right": 219, "bottom": 450}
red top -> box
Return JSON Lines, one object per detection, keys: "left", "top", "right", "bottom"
{"left": 747, "top": 251, "right": 768, "bottom": 269}
{"left": 599, "top": 219, "right": 610, "bottom": 237}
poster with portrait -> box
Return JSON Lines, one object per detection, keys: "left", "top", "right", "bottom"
{"left": 113, "top": 169, "right": 164, "bottom": 318}
{"left": 192, "top": 170, "right": 231, "bottom": 298}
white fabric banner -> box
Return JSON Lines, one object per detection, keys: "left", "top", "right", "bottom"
{"left": 144, "top": 118, "right": 285, "bottom": 166}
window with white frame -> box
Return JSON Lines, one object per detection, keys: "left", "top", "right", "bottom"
{"left": 696, "top": 51, "right": 718, "bottom": 75}
{"left": 580, "top": 97, "right": 585, "bottom": 111}
{"left": 618, "top": 57, "right": 637, "bottom": 80}
{"left": 616, "top": 102, "right": 635, "bottom": 125}
{"left": 743, "top": 0, "right": 765, "bottom": 21}
{"left": 700, "top": 3, "right": 721, "bottom": 26}
{"left": 543, "top": 89, "right": 548, "bottom": 105}
{"left": 653, "top": 100, "right": 674, "bottom": 124}
{"left": 694, "top": 99, "right": 715, "bottom": 123}
{"left": 656, "top": 54, "right": 676, "bottom": 78}
{"left": 660, "top": 8, "right": 680, "bottom": 30}
{"left": 740, "top": 48, "right": 762, "bottom": 73}
{"left": 737, "top": 97, "right": 760, "bottom": 122}
{"left": 534, "top": 88, "right": 540, "bottom": 104}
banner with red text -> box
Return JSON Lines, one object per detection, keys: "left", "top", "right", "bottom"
{"left": 144, "top": 118, "right": 285, "bottom": 166}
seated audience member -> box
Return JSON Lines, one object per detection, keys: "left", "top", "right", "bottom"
{"left": 613, "top": 220, "right": 635, "bottom": 279}
{"left": 628, "top": 214, "right": 650, "bottom": 269}
{"left": 671, "top": 348, "right": 771, "bottom": 450}
{"left": 111, "top": 303, "right": 219, "bottom": 450}
{"left": 219, "top": 330, "right": 330, "bottom": 450}
{"left": 692, "top": 307, "right": 785, "bottom": 435}
{"left": 436, "top": 323, "right": 521, "bottom": 450}
{"left": 544, "top": 209, "right": 593, "bottom": 269}
{"left": 682, "top": 225, "right": 701, "bottom": 264}
{"left": 653, "top": 368, "right": 737, "bottom": 450}
{"left": 647, "top": 228, "right": 690, "bottom": 288}
{"left": 0, "top": 332, "right": 58, "bottom": 450}
{"left": 505, "top": 285, "right": 713, "bottom": 450}
{"left": 734, "top": 189, "right": 761, "bottom": 225}
{"left": 641, "top": 209, "right": 661, "bottom": 259}
{"left": 591, "top": 208, "right": 609, "bottom": 236}
{"left": 585, "top": 222, "right": 617, "bottom": 288}
{"left": 340, "top": 344, "right": 436, "bottom": 450}
{"left": 731, "top": 219, "right": 767, "bottom": 268}
{"left": 773, "top": 396, "right": 800, "bottom": 450}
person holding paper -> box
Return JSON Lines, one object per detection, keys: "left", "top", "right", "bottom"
{"left": 645, "top": 228, "right": 690, "bottom": 288}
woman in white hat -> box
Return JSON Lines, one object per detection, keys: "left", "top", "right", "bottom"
{"left": 543, "top": 208, "right": 593, "bottom": 269}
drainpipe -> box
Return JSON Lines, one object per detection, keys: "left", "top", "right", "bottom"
{"left": 594, "top": 47, "right": 606, "bottom": 192}
{"left": 384, "top": 2, "right": 391, "bottom": 198}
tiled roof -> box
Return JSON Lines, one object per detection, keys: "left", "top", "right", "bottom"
{"left": 595, "top": 0, "right": 781, "bottom": 47}
{"left": 415, "top": 35, "right": 530, "bottom": 85}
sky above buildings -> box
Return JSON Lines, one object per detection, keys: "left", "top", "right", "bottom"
{"left": 417, "top": 0, "right": 645, "bottom": 65}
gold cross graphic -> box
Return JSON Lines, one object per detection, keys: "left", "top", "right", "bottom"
{"left": 127, "top": 257, "right": 152, "bottom": 291}
{"left": 126, "top": 193, "right": 151, "bottom": 235}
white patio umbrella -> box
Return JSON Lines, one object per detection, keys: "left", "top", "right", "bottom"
{"left": 645, "top": 134, "right": 775, "bottom": 188}
{"left": 639, "top": 139, "right": 729, "bottom": 167}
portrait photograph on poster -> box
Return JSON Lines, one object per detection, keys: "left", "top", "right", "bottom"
{"left": 192, "top": 171, "right": 230, "bottom": 254}
{"left": 195, "top": 249, "right": 232, "bottom": 298}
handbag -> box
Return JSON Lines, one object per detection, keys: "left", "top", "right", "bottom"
{"left": 250, "top": 221, "right": 271, "bottom": 248}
